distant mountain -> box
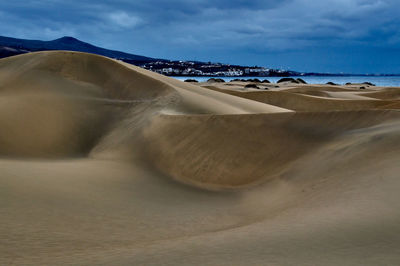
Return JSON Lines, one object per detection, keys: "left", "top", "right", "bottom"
{"left": 0, "top": 36, "right": 299, "bottom": 77}
{"left": 0, "top": 36, "right": 156, "bottom": 62}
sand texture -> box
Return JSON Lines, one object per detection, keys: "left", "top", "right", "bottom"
{"left": 1, "top": 51, "right": 400, "bottom": 265}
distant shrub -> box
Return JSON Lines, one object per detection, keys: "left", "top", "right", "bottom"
{"left": 346, "top": 82, "right": 375, "bottom": 86}
{"left": 326, "top": 82, "right": 338, "bottom": 85}
{"left": 184, "top": 79, "right": 198, "bottom": 83}
{"left": 363, "top": 82, "right": 376, "bottom": 86}
{"left": 277, "top": 77, "right": 298, "bottom": 83}
{"left": 207, "top": 78, "right": 225, "bottom": 83}
{"left": 244, "top": 83, "right": 260, "bottom": 89}
{"left": 246, "top": 78, "right": 261, "bottom": 83}
{"left": 296, "top": 78, "right": 307, "bottom": 84}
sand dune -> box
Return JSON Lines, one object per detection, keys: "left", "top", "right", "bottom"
{"left": 359, "top": 87, "right": 400, "bottom": 100}
{"left": 143, "top": 110, "right": 398, "bottom": 189}
{"left": 202, "top": 85, "right": 397, "bottom": 111}
{"left": 1, "top": 51, "right": 400, "bottom": 265}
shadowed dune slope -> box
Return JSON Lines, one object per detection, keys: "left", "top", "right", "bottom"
{"left": 0, "top": 51, "right": 177, "bottom": 157}
{"left": 1, "top": 51, "right": 400, "bottom": 265}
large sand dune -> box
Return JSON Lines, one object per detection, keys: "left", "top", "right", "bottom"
{"left": 1, "top": 51, "right": 400, "bottom": 265}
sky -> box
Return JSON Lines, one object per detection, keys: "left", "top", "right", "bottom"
{"left": 1, "top": 0, "right": 400, "bottom": 73}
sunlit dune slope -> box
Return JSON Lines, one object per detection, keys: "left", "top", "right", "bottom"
{"left": 143, "top": 110, "right": 399, "bottom": 188}
{"left": 202, "top": 85, "right": 398, "bottom": 111}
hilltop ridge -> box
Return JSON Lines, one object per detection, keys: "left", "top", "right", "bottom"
{"left": 0, "top": 35, "right": 155, "bottom": 62}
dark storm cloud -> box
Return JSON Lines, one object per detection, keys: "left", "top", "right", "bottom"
{"left": 0, "top": 0, "right": 399, "bottom": 72}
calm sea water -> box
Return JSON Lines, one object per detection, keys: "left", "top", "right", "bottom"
{"left": 172, "top": 76, "right": 400, "bottom": 87}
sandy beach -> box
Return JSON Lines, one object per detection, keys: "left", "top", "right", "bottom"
{"left": 1, "top": 51, "right": 400, "bottom": 265}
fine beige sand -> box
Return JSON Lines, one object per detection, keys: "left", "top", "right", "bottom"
{"left": 1, "top": 51, "right": 400, "bottom": 265}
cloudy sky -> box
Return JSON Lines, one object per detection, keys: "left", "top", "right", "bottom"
{"left": 1, "top": 0, "right": 400, "bottom": 73}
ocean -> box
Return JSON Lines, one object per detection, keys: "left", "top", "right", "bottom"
{"left": 172, "top": 75, "right": 400, "bottom": 87}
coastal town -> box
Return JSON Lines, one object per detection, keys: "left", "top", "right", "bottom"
{"left": 131, "top": 59, "right": 299, "bottom": 77}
